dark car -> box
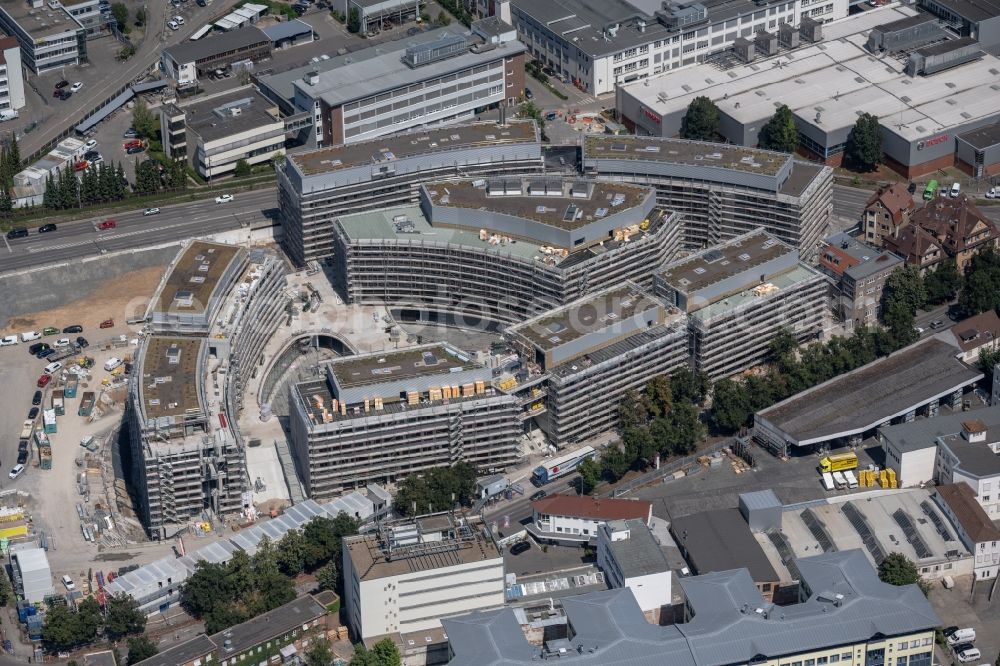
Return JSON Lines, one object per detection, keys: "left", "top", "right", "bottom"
{"left": 529, "top": 490, "right": 547, "bottom": 501}
{"left": 36, "top": 348, "right": 56, "bottom": 359}
{"left": 59, "top": 91, "right": 72, "bottom": 101}
{"left": 84, "top": 150, "right": 100, "bottom": 160}
{"left": 63, "top": 324, "right": 83, "bottom": 333}
{"left": 76, "top": 336, "right": 89, "bottom": 348}
{"left": 197, "top": 0, "right": 207, "bottom": 5}
{"left": 32, "top": 391, "right": 42, "bottom": 406}
{"left": 407, "top": 26, "right": 421, "bottom": 35}
{"left": 6, "top": 227, "right": 27, "bottom": 239}
{"left": 52, "top": 89, "right": 63, "bottom": 98}
{"left": 17, "top": 440, "right": 27, "bottom": 454}
{"left": 525, "top": 88, "right": 534, "bottom": 99}
{"left": 953, "top": 643, "right": 974, "bottom": 654}
{"left": 126, "top": 145, "right": 145, "bottom": 154}
{"left": 38, "top": 223, "right": 57, "bottom": 233}
{"left": 509, "top": 541, "right": 531, "bottom": 555}
{"left": 907, "top": 182, "right": 917, "bottom": 194}
{"left": 16, "top": 451, "right": 27, "bottom": 466}
{"left": 55, "top": 80, "right": 69, "bottom": 89}
{"left": 943, "top": 627, "right": 960, "bottom": 638}
{"left": 27, "top": 407, "right": 38, "bottom": 420}
{"left": 28, "top": 343, "right": 49, "bottom": 355}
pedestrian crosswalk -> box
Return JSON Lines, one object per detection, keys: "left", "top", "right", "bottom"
{"left": 577, "top": 95, "right": 595, "bottom": 104}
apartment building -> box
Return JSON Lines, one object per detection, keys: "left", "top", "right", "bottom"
{"left": 596, "top": 519, "right": 672, "bottom": 620}
{"left": 505, "top": 282, "right": 689, "bottom": 445}
{"left": 0, "top": 0, "right": 88, "bottom": 73}
{"left": 276, "top": 120, "right": 543, "bottom": 265}
{"left": 864, "top": 183, "right": 916, "bottom": 246}
{"left": 909, "top": 194, "right": 1000, "bottom": 272}
{"left": 934, "top": 483, "right": 1000, "bottom": 580}
{"left": 160, "top": 88, "right": 285, "bottom": 180}
{"left": 819, "top": 232, "right": 902, "bottom": 329}
{"left": 529, "top": 495, "right": 652, "bottom": 543}
{"left": 583, "top": 135, "right": 833, "bottom": 259}
{"left": 342, "top": 514, "right": 505, "bottom": 642}
{"left": 950, "top": 310, "right": 1000, "bottom": 364}
{"left": 509, "top": 0, "right": 846, "bottom": 96}
{"left": 332, "top": 182, "right": 683, "bottom": 325}
{"left": 62, "top": 0, "right": 104, "bottom": 38}
{"left": 443, "top": 550, "right": 939, "bottom": 666}
{"left": 654, "top": 229, "right": 829, "bottom": 380}
{"left": 282, "top": 25, "right": 524, "bottom": 148}
{"left": 935, "top": 415, "right": 1000, "bottom": 517}
{"left": 0, "top": 37, "right": 26, "bottom": 113}
{"left": 288, "top": 344, "right": 521, "bottom": 499}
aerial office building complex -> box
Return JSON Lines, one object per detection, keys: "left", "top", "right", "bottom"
{"left": 277, "top": 121, "right": 544, "bottom": 265}
{"left": 654, "top": 230, "right": 828, "bottom": 379}
{"left": 0, "top": 0, "right": 88, "bottom": 73}
{"left": 332, "top": 179, "right": 683, "bottom": 325}
{"left": 288, "top": 344, "right": 521, "bottom": 498}
{"left": 583, "top": 135, "right": 832, "bottom": 259}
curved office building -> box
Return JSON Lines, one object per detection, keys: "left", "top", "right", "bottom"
{"left": 331, "top": 177, "right": 684, "bottom": 325}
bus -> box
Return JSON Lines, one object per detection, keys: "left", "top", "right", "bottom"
{"left": 923, "top": 179, "right": 938, "bottom": 200}
{"left": 532, "top": 446, "right": 597, "bottom": 485}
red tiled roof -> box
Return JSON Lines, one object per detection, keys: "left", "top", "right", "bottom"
{"left": 865, "top": 183, "right": 915, "bottom": 228}
{"left": 531, "top": 495, "right": 652, "bottom": 522}
{"left": 936, "top": 483, "right": 1000, "bottom": 542}
{"left": 951, "top": 310, "right": 1000, "bottom": 353}
{"left": 914, "top": 194, "right": 999, "bottom": 255}
{"left": 882, "top": 224, "right": 942, "bottom": 267}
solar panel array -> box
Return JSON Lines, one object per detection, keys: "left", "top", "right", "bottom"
{"left": 766, "top": 528, "right": 802, "bottom": 581}
{"left": 801, "top": 508, "right": 836, "bottom": 553}
{"left": 920, "top": 500, "right": 954, "bottom": 542}
{"left": 842, "top": 502, "right": 886, "bottom": 565}
{"left": 892, "top": 509, "right": 932, "bottom": 559}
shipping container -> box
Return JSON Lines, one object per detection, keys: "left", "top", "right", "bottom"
{"left": 78, "top": 391, "right": 95, "bottom": 417}
{"left": 64, "top": 375, "right": 79, "bottom": 398}
{"left": 51, "top": 390, "right": 65, "bottom": 416}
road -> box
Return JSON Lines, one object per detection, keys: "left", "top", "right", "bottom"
{"left": 0, "top": 189, "right": 278, "bottom": 274}
{"left": 484, "top": 474, "right": 580, "bottom": 530}
{"left": 832, "top": 184, "right": 874, "bottom": 222}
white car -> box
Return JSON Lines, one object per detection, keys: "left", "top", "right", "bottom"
{"left": 144, "top": 207, "right": 160, "bottom": 216}
{"left": 61, "top": 575, "right": 75, "bottom": 591}
{"left": 83, "top": 139, "right": 98, "bottom": 151}
{"left": 215, "top": 194, "right": 233, "bottom": 204}
{"left": 168, "top": 20, "right": 179, "bottom": 30}
{"left": 173, "top": 15, "right": 184, "bottom": 24}
{"left": 8, "top": 464, "right": 24, "bottom": 480}
{"left": 104, "top": 357, "right": 123, "bottom": 372}
{"left": 0, "top": 335, "right": 18, "bottom": 346}
{"left": 21, "top": 331, "right": 40, "bottom": 342}
{"left": 43, "top": 361, "right": 62, "bottom": 375}
{"left": 955, "top": 648, "right": 980, "bottom": 664}
{"left": 988, "top": 187, "right": 997, "bottom": 199}
{"left": 70, "top": 82, "right": 83, "bottom": 93}
{"left": 53, "top": 338, "right": 71, "bottom": 348}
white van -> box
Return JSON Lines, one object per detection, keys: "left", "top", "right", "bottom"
{"left": 61, "top": 575, "right": 75, "bottom": 591}
{"left": 951, "top": 182, "right": 961, "bottom": 197}
{"left": 1, "top": 335, "right": 19, "bottom": 346}
{"left": 948, "top": 628, "right": 976, "bottom": 645}
{"left": 43, "top": 361, "right": 62, "bottom": 375}
{"left": 168, "top": 20, "right": 179, "bottom": 30}
{"left": 956, "top": 647, "right": 980, "bottom": 663}
{"left": 0, "top": 110, "right": 18, "bottom": 122}
{"left": 104, "top": 357, "right": 123, "bottom": 372}
{"left": 21, "top": 331, "right": 40, "bottom": 342}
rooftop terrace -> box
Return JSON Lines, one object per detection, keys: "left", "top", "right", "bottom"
{"left": 288, "top": 121, "right": 538, "bottom": 176}
{"left": 152, "top": 241, "right": 243, "bottom": 315}
{"left": 139, "top": 337, "right": 205, "bottom": 421}
{"left": 585, "top": 135, "right": 792, "bottom": 177}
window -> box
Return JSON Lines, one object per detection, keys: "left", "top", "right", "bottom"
{"left": 866, "top": 648, "right": 886, "bottom": 666}
{"left": 830, "top": 655, "right": 840, "bottom": 663}
{"left": 818, "top": 658, "right": 828, "bottom": 665}
{"left": 897, "top": 658, "right": 908, "bottom": 666}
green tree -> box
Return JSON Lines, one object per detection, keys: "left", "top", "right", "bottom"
{"left": 601, "top": 443, "right": 632, "bottom": 481}
{"left": 923, "top": 259, "right": 961, "bottom": 305}
{"left": 306, "top": 638, "right": 335, "bottom": 666}
{"left": 576, "top": 457, "right": 600, "bottom": 495}
{"left": 126, "top": 635, "right": 159, "bottom": 665}
{"left": 234, "top": 158, "right": 252, "bottom": 177}
{"left": 119, "top": 44, "right": 136, "bottom": 61}
{"left": 7, "top": 135, "right": 20, "bottom": 173}
{"left": 43, "top": 173, "right": 56, "bottom": 209}
{"left": 166, "top": 159, "right": 187, "bottom": 190}
{"left": 315, "top": 562, "right": 338, "bottom": 592}
{"left": 710, "top": 379, "right": 753, "bottom": 432}
{"left": 347, "top": 7, "right": 361, "bottom": 32}
{"left": 757, "top": 104, "right": 798, "bottom": 153}
{"left": 181, "top": 561, "right": 231, "bottom": 617}
{"left": 844, "top": 112, "right": 883, "bottom": 172}
{"left": 680, "top": 96, "right": 720, "bottom": 141}
{"left": 110, "top": 2, "right": 129, "bottom": 31}
{"left": 960, "top": 249, "right": 1000, "bottom": 316}
{"left": 393, "top": 463, "right": 477, "bottom": 517}
{"left": 135, "top": 160, "right": 160, "bottom": 195}
{"left": 0, "top": 187, "right": 11, "bottom": 215}
{"left": 979, "top": 347, "right": 1000, "bottom": 387}
{"left": 105, "top": 592, "right": 146, "bottom": 639}
{"left": 372, "top": 638, "right": 402, "bottom": 666}
{"left": 42, "top": 604, "right": 80, "bottom": 651}
{"left": 351, "top": 644, "right": 377, "bottom": 666}
{"left": 881, "top": 264, "right": 925, "bottom": 344}
{"left": 135, "top": 7, "right": 146, "bottom": 26}
{"left": 0, "top": 567, "right": 12, "bottom": 606}
{"left": 669, "top": 368, "right": 709, "bottom": 405}
{"left": 618, "top": 388, "right": 650, "bottom": 430}
{"left": 76, "top": 597, "right": 103, "bottom": 645}
{"left": 877, "top": 552, "right": 920, "bottom": 586}
{"left": 132, "top": 98, "right": 158, "bottom": 140}
{"left": 437, "top": 10, "right": 452, "bottom": 25}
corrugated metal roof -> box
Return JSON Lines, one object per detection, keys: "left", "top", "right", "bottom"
{"left": 261, "top": 19, "right": 312, "bottom": 41}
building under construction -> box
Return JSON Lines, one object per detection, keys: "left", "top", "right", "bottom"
{"left": 288, "top": 344, "right": 521, "bottom": 499}
{"left": 342, "top": 513, "right": 504, "bottom": 642}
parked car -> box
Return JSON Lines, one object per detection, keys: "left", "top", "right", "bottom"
{"left": 509, "top": 541, "right": 531, "bottom": 555}
{"left": 59, "top": 91, "right": 72, "bottom": 101}
{"left": 955, "top": 647, "right": 980, "bottom": 664}
{"left": 42, "top": 327, "right": 59, "bottom": 336}
{"left": 70, "top": 82, "right": 83, "bottom": 92}
{"left": 28, "top": 343, "right": 48, "bottom": 356}
{"left": 55, "top": 80, "right": 69, "bottom": 89}
{"left": 32, "top": 390, "right": 42, "bottom": 406}
{"left": 988, "top": 187, "right": 997, "bottom": 199}
{"left": 530, "top": 490, "right": 546, "bottom": 501}
{"left": 907, "top": 182, "right": 917, "bottom": 194}
{"left": 525, "top": 88, "right": 534, "bottom": 99}
{"left": 83, "top": 139, "right": 98, "bottom": 151}
{"left": 61, "top": 575, "right": 75, "bottom": 591}
{"left": 215, "top": 194, "right": 234, "bottom": 203}
{"left": 929, "top": 319, "right": 944, "bottom": 329}
{"left": 168, "top": 20, "right": 179, "bottom": 30}
{"left": 20, "top": 331, "right": 40, "bottom": 342}
{"left": 143, "top": 207, "right": 160, "bottom": 216}
{"left": 53, "top": 338, "right": 71, "bottom": 348}
{"left": 16, "top": 451, "right": 27, "bottom": 466}
{"left": 173, "top": 15, "right": 184, "bottom": 24}
{"left": 38, "top": 223, "right": 57, "bottom": 233}
{"left": 76, "top": 336, "right": 89, "bottom": 348}
{"left": 36, "top": 375, "right": 51, "bottom": 388}
{"left": 8, "top": 465, "right": 24, "bottom": 480}
{"left": 0, "top": 335, "right": 17, "bottom": 346}
{"left": 84, "top": 150, "right": 100, "bottom": 160}
{"left": 123, "top": 128, "right": 138, "bottom": 138}
{"left": 6, "top": 227, "right": 27, "bottom": 239}
{"left": 100, "top": 319, "right": 114, "bottom": 329}
{"left": 27, "top": 407, "right": 38, "bottom": 420}
{"left": 126, "top": 145, "right": 145, "bottom": 154}
{"left": 948, "top": 629, "right": 976, "bottom": 646}
{"left": 63, "top": 324, "right": 83, "bottom": 333}
{"left": 97, "top": 219, "right": 116, "bottom": 230}
{"left": 36, "top": 349, "right": 55, "bottom": 360}
{"left": 43, "top": 361, "right": 63, "bottom": 375}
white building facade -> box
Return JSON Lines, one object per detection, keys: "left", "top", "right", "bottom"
{"left": 0, "top": 37, "right": 26, "bottom": 112}
{"left": 530, "top": 496, "right": 653, "bottom": 543}
{"left": 934, "top": 483, "right": 1000, "bottom": 580}
{"left": 0, "top": 2, "right": 87, "bottom": 74}
{"left": 597, "top": 519, "right": 672, "bottom": 619}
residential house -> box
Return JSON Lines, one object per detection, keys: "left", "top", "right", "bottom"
{"left": 950, "top": 310, "right": 1000, "bottom": 364}
{"left": 913, "top": 194, "right": 1000, "bottom": 271}
{"left": 882, "top": 223, "right": 945, "bottom": 273}
{"left": 864, "top": 183, "right": 916, "bottom": 245}
{"left": 819, "top": 232, "right": 902, "bottom": 328}
{"left": 935, "top": 414, "right": 1000, "bottom": 517}
{"left": 934, "top": 483, "right": 1000, "bottom": 580}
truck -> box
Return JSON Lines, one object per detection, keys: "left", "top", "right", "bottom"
{"left": 78, "top": 391, "right": 95, "bottom": 417}
{"left": 819, "top": 452, "right": 858, "bottom": 473}
{"left": 64, "top": 375, "right": 79, "bottom": 398}
{"left": 532, "top": 445, "right": 597, "bottom": 485}
{"left": 821, "top": 472, "right": 836, "bottom": 491}
{"left": 832, "top": 471, "right": 848, "bottom": 489}
{"left": 844, "top": 470, "right": 859, "bottom": 488}
{"left": 51, "top": 389, "right": 65, "bottom": 416}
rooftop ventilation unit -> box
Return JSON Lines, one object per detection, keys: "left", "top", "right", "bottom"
{"left": 403, "top": 34, "right": 468, "bottom": 68}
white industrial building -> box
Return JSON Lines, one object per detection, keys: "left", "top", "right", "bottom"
{"left": 934, "top": 483, "right": 1000, "bottom": 580}
{"left": 0, "top": 36, "right": 25, "bottom": 113}
{"left": 12, "top": 547, "right": 53, "bottom": 604}
{"left": 341, "top": 514, "right": 505, "bottom": 642}
{"left": 597, "top": 519, "right": 672, "bottom": 621}
{"left": 529, "top": 495, "right": 653, "bottom": 544}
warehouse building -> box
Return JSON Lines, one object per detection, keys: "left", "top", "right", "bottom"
{"left": 11, "top": 547, "right": 53, "bottom": 604}
{"left": 0, "top": 0, "right": 88, "bottom": 73}
{"left": 917, "top": 0, "right": 1000, "bottom": 53}
{"left": 332, "top": 181, "right": 683, "bottom": 325}
{"left": 288, "top": 344, "right": 521, "bottom": 498}
{"left": 342, "top": 513, "right": 504, "bottom": 642}
{"left": 617, "top": 6, "right": 1000, "bottom": 177}
{"left": 956, "top": 121, "right": 1000, "bottom": 177}
{"left": 161, "top": 26, "right": 271, "bottom": 84}
{"left": 443, "top": 550, "right": 939, "bottom": 666}
{"left": 506, "top": 282, "right": 689, "bottom": 445}
{"left": 338, "top": 0, "right": 423, "bottom": 36}
{"left": 582, "top": 135, "right": 832, "bottom": 258}
{"left": 508, "top": 0, "right": 849, "bottom": 96}
{"left": 654, "top": 229, "right": 828, "bottom": 379}
{"left": 0, "top": 37, "right": 25, "bottom": 113}
{"left": 276, "top": 120, "right": 543, "bottom": 265}
{"left": 754, "top": 338, "right": 983, "bottom": 456}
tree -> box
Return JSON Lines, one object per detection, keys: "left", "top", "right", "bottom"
{"left": 42, "top": 604, "right": 80, "bottom": 652}
{"left": 601, "top": 443, "right": 632, "bottom": 481}
{"left": 923, "top": 259, "right": 961, "bottom": 305}
{"left": 315, "top": 562, "right": 338, "bottom": 592}
{"left": 881, "top": 264, "right": 925, "bottom": 345}
{"left": 393, "top": 463, "right": 477, "bottom": 517}
{"left": 576, "top": 457, "right": 600, "bottom": 495}
{"left": 372, "top": 638, "right": 402, "bottom": 666}
{"left": 669, "top": 368, "right": 709, "bottom": 406}
{"left": 135, "top": 160, "right": 160, "bottom": 195}
{"left": 105, "top": 592, "right": 146, "bottom": 639}
{"left": 135, "top": 7, "right": 146, "bottom": 26}
{"left": 306, "top": 638, "right": 335, "bottom": 666}
{"left": 347, "top": 7, "right": 361, "bottom": 32}
{"left": 7, "top": 135, "right": 20, "bottom": 173}
{"left": 0, "top": 567, "right": 12, "bottom": 606}
{"left": 437, "top": 10, "right": 452, "bottom": 25}
{"left": 110, "top": 2, "right": 129, "bottom": 31}
{"left": 181, "top": 561, "right": 231, "bottom": 617}
{"left": 979, "top": 347, "right": 1000, "bottom": 387}
{"left": 758, "top": 104, "right": 798, "bottom": 153}
{"left": 132, "top": 98, "right": 158, "bottom": 140}
{"left": 710, "top": 379, "right": 752, "bottom": 432}
{"left": 234, "top": 158, "right": 252, "bottom": 177}
{"left": 119, "top": 44, "right": 136, "bottom": 61}
{"left": 844, "top": 112, "right": 883, "bottom": 172}
{"left": 680, "top": 96, "right": 720, "bottom": 141}
{"left": 76, "top": 597, "right": 103, "bottom": 645}
{"left": 126, "top": 635, "right": 159, "bottom": 665}
{"left": 878, "top": 552, "right": 920, "bottom": 586}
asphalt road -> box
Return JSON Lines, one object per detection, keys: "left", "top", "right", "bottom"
{"left": 0, "top": 189, "right": 278, "bottom": 274}
{"left": 484, "top": 474, "right": 580, "bottom": 530}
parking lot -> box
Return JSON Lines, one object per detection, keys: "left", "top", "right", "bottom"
{"left": 928, "top": 575, "right": 1000, "bottom": 666}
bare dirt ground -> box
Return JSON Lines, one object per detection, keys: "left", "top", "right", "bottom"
{"left": 0, "top": 265, "right": 163, "bottom": 335}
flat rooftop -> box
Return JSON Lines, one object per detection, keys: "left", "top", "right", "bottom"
{"left": 140, "top": 337, "right": 205, "bottom": 420}
{"left": 584, "top": 135, "right": 791, "bottom": 178}
{"left": 153, "top": 241, "right": 242, "bottom": 315}
{"left": 930, "top": 0, "right": 1000, "bottom": 22}
{"left": 510, "top": 282, "right": 663, "bottom": 353}
{"left": 672, "top": 508, "right": 780, "bottom": 582}
{"left": 958, "top": 120, "right": 1000, "bottom": 149}
{"left": 0, "top": 1, "right": 83, "bottom": 37}
{"left": 288, "top": 121, "right": 538, "bottom": 176}
{"left": 181, "top": 89, "right": 280, "bottom": 143}
{"left": 757, "top": 338, "right": 983, "bottom": 446}
{"left": 208, "top": 595, "right": 326, "bottom": 654}
{"left": 134, "top": 635, "right": 215, "bottom": 666}
{"left": 423, "top": 178, "right": 649, "bottom": 231}
{"left": 603, "top": 519, "right": 671, "bottom": 578}
{"left": 163, "top": 25, "right": 268, "bottom": 64}
{"left": 328, "top": 343, "right": 478, "bottom": 392}
{"left": 659, "top": 229, "right": 793, "bottom": 295}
